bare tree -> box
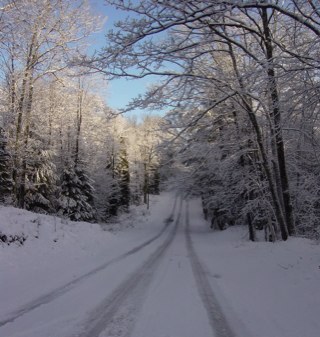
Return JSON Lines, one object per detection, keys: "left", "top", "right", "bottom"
{"left": 95, "top": 0, "right": 320, "bottom": 239}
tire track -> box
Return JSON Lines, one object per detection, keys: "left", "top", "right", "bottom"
{"left": 0, "top": 195, "right": 179, "bottom": 328}
{"left": 72, "top": 198, "right": 183, "bottom": 337}
{"left": 185, "top": 200, "right": 236, "bottom": 337}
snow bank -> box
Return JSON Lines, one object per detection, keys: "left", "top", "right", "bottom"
{"left": 0, "top": 200, "right": 156, "bottom": 316}
{"left": 188, "top": 198, "right": 320, "bottom": 337}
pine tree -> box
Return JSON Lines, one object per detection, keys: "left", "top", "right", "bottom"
{"left": 106, "top": 181, "right": 120, "bottom": 218}
{"left": 58, "top": 160, "right": 96, "bottom": 222}
{"left": 116, "top": 137, "right": 130, "bottom": 211}
{"left": 0, "top": 127, "right": 13, "bottom": 204}
{"left": 149, "top": 167, "right": 160, "bottom": 195}
{"left": 24, "top": 129, "right": 57, "bottom": 214}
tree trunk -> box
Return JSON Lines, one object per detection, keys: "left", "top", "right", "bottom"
{"left": 261, "top": 8, "right": 295, "bottom": 236}
{"left": 143, "top": 162, "right": 148, "bottom": 205}
{"left": 247, "top": 213, "right": 255, "bottom": 242}
{"left": 13, "top": 29, "right": 37, "bottom": 207}
{"left": 75, "top": 79, "right": 83, "bottom": 168}
{"left": 227, "top": 42, "right": 288, "bottom": 241}
{"left": 18, "top": 77, "right": 34, "bottom": 208}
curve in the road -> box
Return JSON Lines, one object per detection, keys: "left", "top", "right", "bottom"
{"left": 72, "top": 198, "right": 183, "bottom": 337}
{"left": 185, "top": 200, "right": 236, "bottom": 337}
{"left": 0, "top": 195, "right": 179, "bottom": 328}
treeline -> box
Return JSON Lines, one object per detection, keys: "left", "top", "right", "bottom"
{"left": 0, "top": 0, "right": 163, "bottom": 222}
{"left": 98, "top": 0, "right": 320, "bottom": 241}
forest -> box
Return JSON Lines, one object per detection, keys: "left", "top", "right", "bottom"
{"left": 1, "top": 0, "right": 320, "bottom": 242}
{"left": 0, "top": 0, "right": 164, "bottom": 224}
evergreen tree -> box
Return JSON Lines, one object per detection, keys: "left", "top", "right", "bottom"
{"left": 0, "top": 127, "right": 13, "bottom": 204}
{"left": 149, "top": 167, "right": 160, "bottom": 195}
{"left": 24, "top": 129, "right": 57, "bottom": 214}
{"left": 130, "top": 166, "right": 143, "bottom": 205}
{"left": 116, "top": 137, "right": 130, "bottom": 211}
{"left": 58, "top": 160, "right": 96, "bottom": 222}
{"left": 105, "top": 181, "right": 120, "bottom": 218}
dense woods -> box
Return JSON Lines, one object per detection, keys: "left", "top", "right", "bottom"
{"left": 96, "top": 0, "right": 320, "bottom": 241}
{"left": 0, "top": 0, "right": 163, "bottom": 222}
{"left": 1, "top": 0, "right": 320, "bottom": 241}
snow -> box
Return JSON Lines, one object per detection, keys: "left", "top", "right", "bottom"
{"left": 1, "top": 193, "right": 320, "bottom": 337}
{"left": 130, "top": 224, "right": 213, "bottom": 337}
{"left": 0, "top": 198, "right": 166, "bottom": 317}
{"left": 188, "top": 198, "right": 320, "bottom": 337}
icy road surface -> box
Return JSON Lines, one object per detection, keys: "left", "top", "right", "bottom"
{"left": 1, "top": 193, "right": 320, "bottom": 337}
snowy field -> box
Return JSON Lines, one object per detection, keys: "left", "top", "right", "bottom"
{"left": 1, "top": 193, "right": 320, "bottom": 337}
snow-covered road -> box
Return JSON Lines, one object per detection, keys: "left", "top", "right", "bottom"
{"left": 1, "top": 193, "right": 320, "bottom": 337}
{"left": 1, "top": 195, "right": 235, "bottom": 337}
{"left": 0, "top": 196, "right": 178, "bottom": 330}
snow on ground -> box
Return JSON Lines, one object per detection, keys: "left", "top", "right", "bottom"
{"left": 188, "top": 198, "right": 320, "bottom": 337}
{"left": 0, "top": 195, "right": 169, "bottom": 317}
{"left": 1, "top": 194, "right": 320, "bottom": 337}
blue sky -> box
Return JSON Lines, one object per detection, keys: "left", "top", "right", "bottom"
{"left": 89, "top": 0, "right": 161, "bottom": 119}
